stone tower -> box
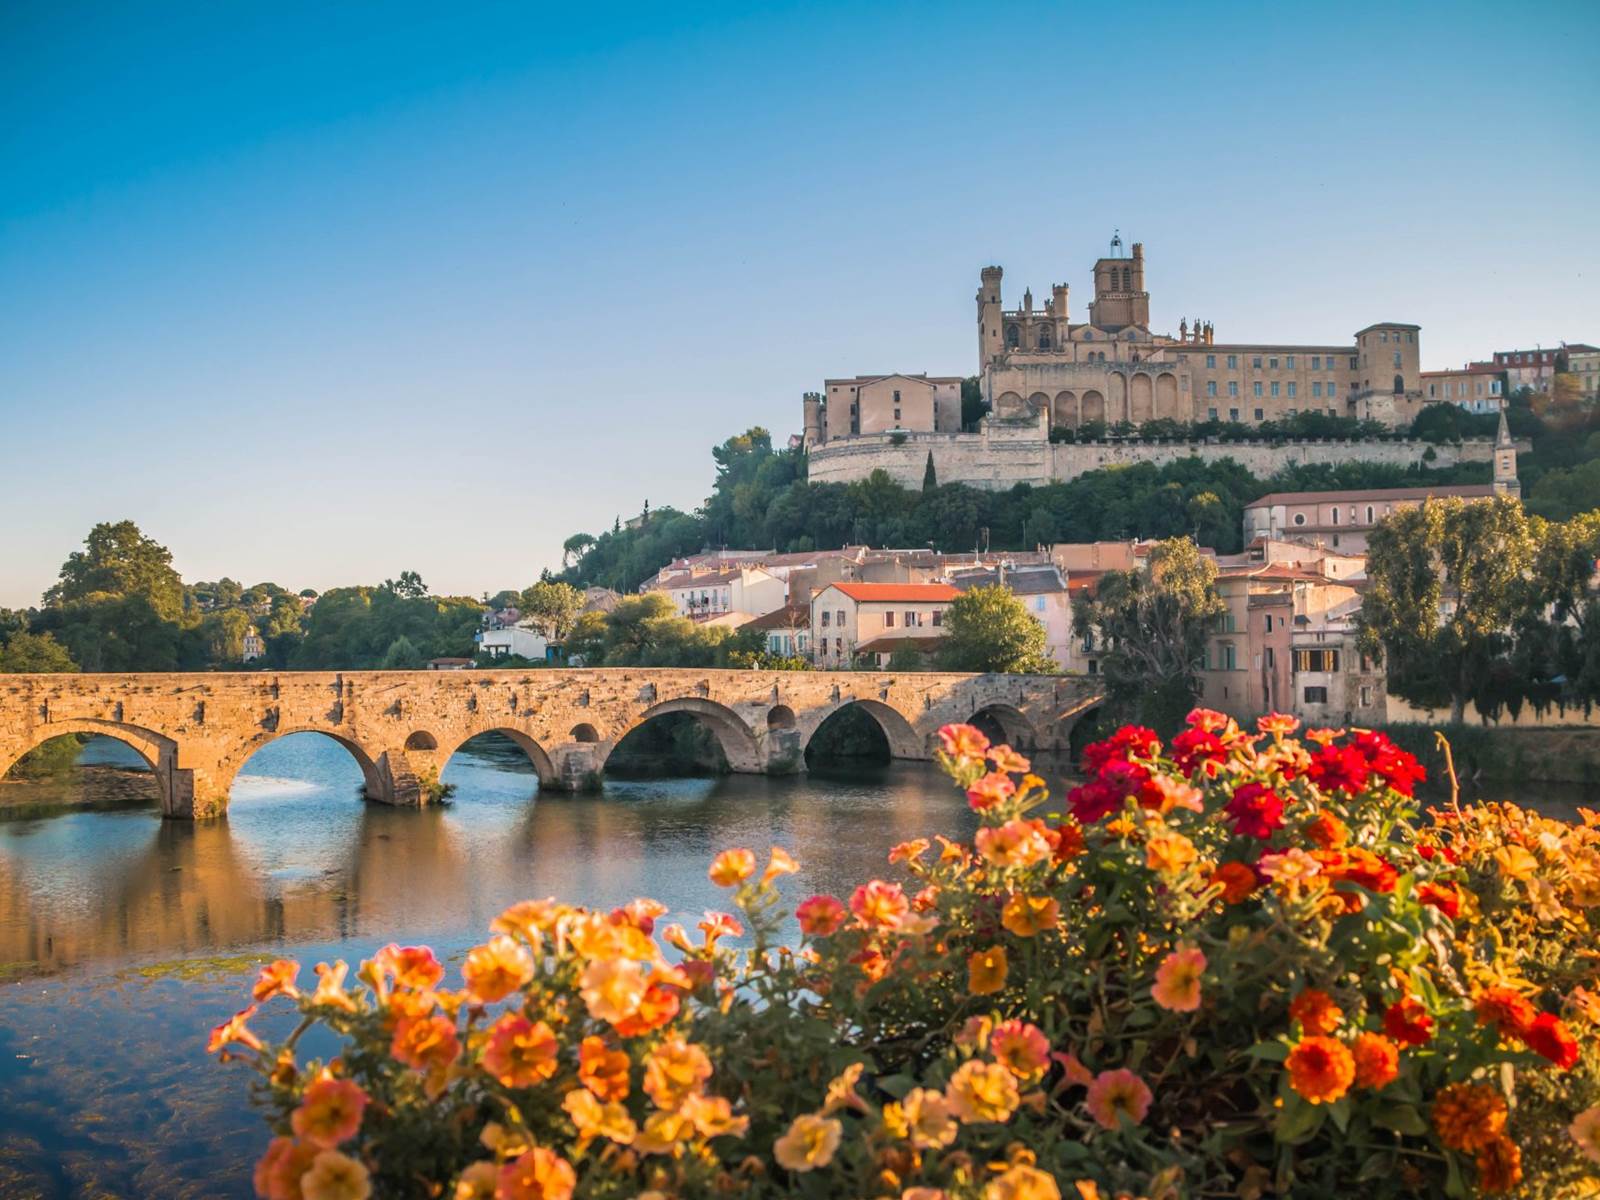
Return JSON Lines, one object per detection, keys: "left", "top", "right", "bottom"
{"left": 1087, "top": 236, "right": 1150, "bottom": 331}
{"left": 1493, "top": 407, "right": 1521, "bottom": 499}
{"left": 977, "top": 266, "right": 1004, "bottom": 369}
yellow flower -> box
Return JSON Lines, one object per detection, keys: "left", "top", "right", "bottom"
{"left": 562, "top": 1088, "right": 637, "bottom": 1145}
{"left": 1145, "top": 828, "right": 1197, "bottom": 875}
{"left": 984, "top": 1165, "right": 1061, "bottom": 1200}
{"left": 821, "top": 1062, "right": 868, "bottom": 1115}
{"left": 633, "top": 1110, "right": 693, "bottom": 1156}
{"left": 580, "top": 957, "right": 648, "bottom": 1026}
{"left": 945, "top": 1059, "right": 1020, "bottom": 1124}
{"left": 461, "top": 935, "right": 534, "bottom": 1004}
{"left": 490, "top": 898, "right": 560, "bottom": 943}
{"left": 1493, "top": 844, "right": 1538, "bottom": 882}
{"left": 975, "top": 819, "right": 1053, "bottom": 869}
{"left": 309, "top": 961, "right": 359, "bottom": 1013}
{"left": 709, "top": 848, "right": 757, "bottom": 886}
{"left": 761, "top": 846, "right": 800, "bottom": 886}
{"left": 642, "top": 1037, "right": 712, "bottom": 1109}
{"left": 772, "top": 1113, "right": 842, "bottom": 1172}
{"left": 300, "top": 1150, "right": 372, "bottom": 1200}
{"left": 967, "top": 946, "right": 1009, "bottom": 996}
{"left": 680, "top": 1092, "right": 749, "bottom": 1139}
{"left": 901, "top": 1087, "right": 958, "bottom": 1148}
{"left": 1001, "top": 893, "right": 1060, "bottom": 938}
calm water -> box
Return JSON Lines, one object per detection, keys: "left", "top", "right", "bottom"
{"left": 0, "top": 734, "right": 979, "bottom": 1199}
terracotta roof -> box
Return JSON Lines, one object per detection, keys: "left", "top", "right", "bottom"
{"left": 1246, "top": 484, "right": 1496, "bottom": 508}
{"left": 823, "top": 583, "right": 962, "bottom": 603}
{"left": 745, "top": 603, "right": 810, "bottom": 631}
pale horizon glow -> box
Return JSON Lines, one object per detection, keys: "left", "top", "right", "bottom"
{"left": 2, "top": 0, "right": 1597, "bottom": 607}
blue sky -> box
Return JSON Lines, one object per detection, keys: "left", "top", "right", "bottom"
{"left": 2, "top": 0, "right": 1596, "bottom": 607}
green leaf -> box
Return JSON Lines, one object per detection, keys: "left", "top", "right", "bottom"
{"left": 1245, "top": 1040, "right": 1290, "bottom": 1062}
{"left": 1329, "top": 1095, "right": 1352, "bottom": 1134}
{"left": 1372, "top": 1102, "right": 1427, "bottom": 1136}
{"left": 1275, "top": 1096, "right": 1326, "bottom": 1144}
{"left": 1357, "top": 1151, "right": 1391, "bottom": 1182}
{"left": 874, "top": 1073, "right": 915, "bottom": 1099}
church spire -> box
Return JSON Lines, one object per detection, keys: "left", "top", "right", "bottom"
{"left": 1493, "top": 405, "right": 1520, "bottom": 499}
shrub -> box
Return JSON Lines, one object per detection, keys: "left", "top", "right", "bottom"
{"left": 213, "top": 713, "right": 1600, "bottom": 1199}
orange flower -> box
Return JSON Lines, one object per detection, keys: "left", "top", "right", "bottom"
{"left": 1474, "top": 1135, "right": 1522, "bottom": 1194}
{"left": 1257, "top": 712, "right": 1299, "bottom": 736}
{"left": 491, "top": 898, "right": 560, "bottom": 944}
{"left": 945, "top": 1059, "right": 1021, "bottom": 1124}
{"left": 252, "top": 959, "right": 302, "bottom": 1003}
{"left": 760, "top": 846, "right": 799, "bottom": 886}
{"left": 390, "top": 1013, "right": 460, "bottom": 1072}
{"left": 1288, "top": 988, "right": 1343, "bottom": 1035}
{"left": 1145, "top": 828, "right": 1197, "bottom": 875}
{"left": 482, "top": 1014, "right": 559, "bottom": 1088}
{"left": 300, "top": 1149, "right": 371, "bottom": 1200}
{"left": 938, "top": 723, "right": 991, "bottom": 761}
{"left": 642, "top": 1037, "right": 712, "bottom": 1109}
{"left": 1432, "top": 1082, "right": 1508, "bottom": 1152}
{"left": 1150, "top": 945, "right": 1206, "bottom": 1012}
{"left": 1350, "top": 1032, "right": 1399, "bottom": 1090}
{"left": 796, "top": 894, "right": 848, "bottom": 936}
{"left": 578, "top": 1035, "right": 630, "bottom": 1101}
{"left": 562, "top": 1088, "right": 637, "bottom": 1145}
{"left": 888, "top": 838, "right": 930, "bottom": 865}
{"left": 966, "top": 771, "right": 1017, "bottom": 811}
{"left": 967, "top": 946, "right": 1008, "bottom": 996}
{"left": 310, "top": 961, "right": 359, "bottom": 1013}
{"left": 902, "top": 1087, "right": 959, "bottom": 1148}
{"left": 496, "top": 1147, "right": 575, "bottom": 1200}
{"left": 1210, "top": 861, "right": 1258, "bottom": 904}
{"left": 291, "top": 1077, "right": 368, "bottom": 1148}
{"left": 680, "top": 1091, "right": 748, "bottom": 1139}
{"left": 207, "top": 1004, "right": 264, "bottom": 1056}
{"left": 580, "top": 957, "right": 648, "bottom": 1026}
{"left": 984, "top": 1165, "right": 1061, "bottom": 1200}
{"left": 1474, "top": 986, "right": 1536, "bottom": 1039}
{"left": 772, "top": 1113, "right": 843, "bottom": 1172}
{"left": 372, "top": 943, "right": 444, "bottom": 991}
{"left": 1083, "top": 1068, "right": 1152, "bottom": 1129}
{"left": 708, "top": 848, "right": 756, "bottom": 887}
{"left": 1285, "top": 1036, "right": 1355, "bottom": 1105}
{"left": 1304, "top": 811, "right": 1349, "bottom": 850}
{"left": 253, "top": 1136, "right": 318, "bottom": 1200}
{"left": 975, "top": 819, "right": 1053, "bottom": 869}
{"left": 1001, "top": 893, "right": 1060, "bottom": 937}
{"left": 990, "top": 1019, "right": 1051, "bottom": 1082}
{"left": 850, "top": 880, "right": 909, "bottom": 929}
{"left": 462, "top": 935, "right": 534, "bottom": 1004}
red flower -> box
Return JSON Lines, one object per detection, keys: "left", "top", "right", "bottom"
{"left": 1067, "top": 780, "right": 1122, "bottom": 825}
{"left": 1081, "top": 726, "right": 1160, "bottom": 775}
{"left": 1224, "top": 783, "right": 1285, "bottom": 840}
{"left": 1521, "top": 1012, "right": 1579, "bottom": 1070}
{"left": 1383, "top": 996, "right": 1434, "bottom": 1047}
{"left": 1417, "top": 881, "right": 1461, "bottom": 919}
{"left": 1474, "top": 987, "right": 1536, "bottom": 1039}
{"left": 1350, "top": 731, "right": 1426, "bottom": 796}
{"left": 1307, "top": 744, "right": 1371, "bottom": 794}
{"left": 1326, "top": 847, "right": 1398, "bottom": 894}
{"left": 1170, "top": 727, "right": 1228, "bottom": 775}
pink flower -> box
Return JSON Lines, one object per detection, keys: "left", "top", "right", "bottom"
{"left": 989, "top": 1019, "right": 1051, "bottom": 1081}
{"left": 966, "top": 772, "right": 1016, "bottom": 811}
{"left": 796, "top": 894, "right": 848, "bottom": 936}
{"left": 938, "top": 723, "right": 991, "bottom": 760}
{"left": 988, "top": 744, "right": 1030, "bottom": 774}
{"left": 849, "top": 880, "right": 909, "bottom": 929}
{"left": 1084, "top": 1068, "right": 1153, "bottom": 1130}
{"left": 1150, "top": 945, "right": 1206, "bottom": 1012}
{"left": 974, "top": 819, "right": 1053, "bottom": 869}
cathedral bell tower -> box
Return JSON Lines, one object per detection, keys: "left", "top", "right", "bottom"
{"left": 1086, "top": 232, "right": 1150, "bottom": 331}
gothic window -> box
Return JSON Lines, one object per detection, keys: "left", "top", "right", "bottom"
{"left": 1006, "top": 325, "right": 1020, "bottom": 349}
{"left": 1120, "top": 267, "right": 1131, "bottom": 290}
{"left": 1393, "top": 374, "right": 1405, "bottom": 394}
{"left": 1037, "top": 326, "right": 1052, "bottom": 350}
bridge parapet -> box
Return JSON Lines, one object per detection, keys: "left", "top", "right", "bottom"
{"left": 0, "top": 669, "right": 1103, "bottom": 819}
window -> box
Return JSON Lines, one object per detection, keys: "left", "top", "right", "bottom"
{"left": 931, "top": 609, "right": 943, "bottom": 627}
{"left": 1206, "top": 354, "right": 1216, "bottom": 368}
{"left": 820, "top": 610, "right": 831, "bottom": 627}
{"left": 1037, "top": 327, "right": 1051, "bottom": 350}
{"left": 1206, "top": 381, "right": 1217, "bottom": 397}
{"left": 1294, "top": 648, "right": 1340, "bottom": 672}
{"left": 1229, "top": 407, "right": 1239, "bottom": 421}
{"left": 1380, "top": 331, "right": 1388, "bottom": 343}
{"left": 1365, "top": 505, "right": 1375, "bottom": 522}
{"left": 1034, "top": 596, "right": 1046, "bottom": 612}
{"left": 884, "top": 611, "right": 895, "bottom": 627}
{"left": 1228, "top": 381, "right": 1239, "bottom": 397}
{"left": 893, "top": 408, "right": 900, "bottom": 421}
{"left": 1286, "top": 355, "right": 1296, "bottom": 368}
{"left": 1312, "top": 355, "right": 1322, "bottom": 369}
{"left": 1254, "top": 382, "right": 1263, "bottom": 397}
{"left": 1221, "top": 643, "right": 1237, "bottom": 670}
{"left": 1312, "top": 382, "right": 1322, "bottom": 398}
{"left": 893, "top": 390, "right": 901, "bottom": 402}
{"left": 1269, "top": 356, "right": 1279, "bottom": 369}
{"left": 1349, "top": 356, "right": 1358, "bottom": 369}
{"left": 1271, "top": 382, "right": 1280, "bottom": 397}
{"left": 1287, "top": 382, "right": 1297, "bottom": 398}
{"left": 836, "top": 610, "right": 845, "bottom": 625}
{"left": 1393, "top": 351, "right": 1402, "bottom": 368}
{"left": 1252, "top": 355, "right": 1262, "bottom": 368}
{"left": 1293, "top": 513, "right": 1306, "bottom": 526}
{"left": 1254, "top": 408, "right": 1264, "bottom": 420}
{"left": 1087, "top": 659, "right": 1098, "bottom": 675}
{"left": 1328, "top": 382, "right": 1337, "bottom": 397}
{"left": 1331, "top": 507, "right": 1340, "bottom": 525}
{"left": 1304, "top": 686, "right": 1329, "bottom": 704}
{"left": 1227, "top": 354, "right": 1238, "bottom": 369}
{"left": 1006, "top": 325, "right": 1020, "bottom": 348}
{"left": 1207, "top": 407, "right": 1218, "bottom": 420}
{"left": 904, "top": 611, "right": 921, "bottom": 627}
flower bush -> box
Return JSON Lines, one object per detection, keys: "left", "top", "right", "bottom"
{"left": 213, "top": 712, "right": 1600, "bottom": 1199}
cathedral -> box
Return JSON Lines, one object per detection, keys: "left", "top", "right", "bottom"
{"left": 804, "top": 235, "right": 1426, "bottom": 448}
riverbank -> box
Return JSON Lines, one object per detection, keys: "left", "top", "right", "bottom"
{"left": 1380, "top": 722, "right": 1600, "bottom": 787}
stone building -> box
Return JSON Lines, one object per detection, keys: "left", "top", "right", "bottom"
{"left": 1420, "top": 362, "right": 1504, "bottom": 413}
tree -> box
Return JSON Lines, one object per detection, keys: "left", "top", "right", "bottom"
{"left": 45, "top": 520, "right": 186, "bottom": 621}
{"left": 562, "top": 534, "right": 596, "bottom": 569}
{"left": 1073, "top": 537, "right": 1226, "bottom": 731}
{"left": 1357, "top": 496, "right": 1541, "bottom": 723}
{"left": 922, "top": 452, "right": 938, "bottom": 492}
{"left": 383, "top": 571, "right": 428, "bottom": 599}
{"left": 380, "top": 635, "right": 426, "bottom": 670}
{"left": 0, "top": 630, "right": 78, "bottom": 673}
{"left": 519, "top": 581, "right": 585, "bottom": 643}
{"left": 960, "top": 376, "right": 987, "bottom": 428}
{"left": 938, "top": 585, "right": 1054, "bottom": 674}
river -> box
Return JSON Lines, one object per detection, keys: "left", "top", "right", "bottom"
{"left": 0, "top": 732, "right": 1593, "bottom": 1198}
{"left": 0, "top": 733, "right": 979, "bottom": 1198}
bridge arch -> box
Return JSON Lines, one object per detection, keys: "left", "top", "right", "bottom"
{"left": 802, "top": 698, "right": 923, "bottom": 762}
{"left": 438, "top": 728, "right": 558, "bottom": 786}
{"left": 0, "top": 719, "right": 176, "bottom": 780}
{"left": 965, "top": 703, "right": 1041, "bottom": 751}
{"left": 602, "top": 697, "right": 761, "bottom": 774}
{"left": 217, "top": 728, "right": 385, "bottom": 805}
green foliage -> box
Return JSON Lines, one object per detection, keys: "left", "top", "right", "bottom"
{"left": 0, "top": 629, "right": 78, "bottom": 673}
{"left": 44, "top": 520, "right": 186, "bottom": 621}
{"left": 959, "top": 376, "right": 986, "bottom": 428}
{"left": 1408, "top": 403, "right": 1499, "bottom": 444}
{"left": 1074, "top": 537, "right": 1226, "bottom": 731}
{"left": 938, "top": 585, "right": 1054, "bottom": 674}
{"left": 517, "top": 581, "right": 584, "bottom": 643}
{"left": 291, "top": 587, "right": 485, "bottom": 669}
{"left": 563, "top": 593, "right": 749, "bottom": 668}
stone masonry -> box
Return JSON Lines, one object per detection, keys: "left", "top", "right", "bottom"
{"left": 0, "top": 668, "right": 1103, "bottom": 819}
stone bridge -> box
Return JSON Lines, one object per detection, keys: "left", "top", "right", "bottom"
{"left": 0, "top": 669, "right": 1103, "bottom": 819}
